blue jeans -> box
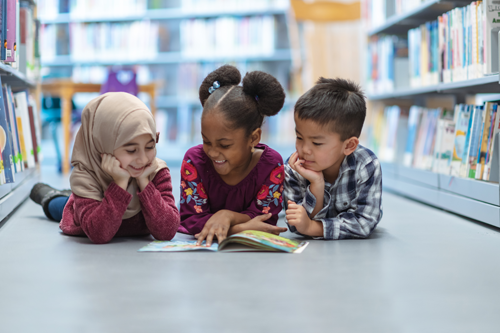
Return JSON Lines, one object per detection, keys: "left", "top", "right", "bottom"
{"left": 48, "top": 196, "right": 70, "bottom": 222}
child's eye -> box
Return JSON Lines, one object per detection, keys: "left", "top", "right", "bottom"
{"left": 146, "top": 146, "right": 155, "bottom": 150}
{"left": 203, "top": 141, "right": 211, "bottom": 145}
{"left": 313, "top": 142, "right": 323, "bottom": 146}
{"left": 220, "top": 144, "right": 231, "bottom": 149}
{"left": 296, "top": 136, "right": 303, "bottom": 140}
{"left": 126, "top": 150, "right": 136, "bottom": 154}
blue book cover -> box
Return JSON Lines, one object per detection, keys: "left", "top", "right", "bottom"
{"left": 3, "top": 86, "right": 21, "bottom": 172}
{"left": 0, "top": 78, "right": 14, "bottom": 183}
{"left": 460, "top": 105, "right": 478, "bottom": 177}
{"left": 1, "top": 0, "right": 6, "bottom": 60}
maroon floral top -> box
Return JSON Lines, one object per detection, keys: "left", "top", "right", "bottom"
{"left": 178, "top": 143, "right": 284, "bottom": 235}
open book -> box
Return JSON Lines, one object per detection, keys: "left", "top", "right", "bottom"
{"left": 138, "top": 230, "right": 309, "bottom": 254}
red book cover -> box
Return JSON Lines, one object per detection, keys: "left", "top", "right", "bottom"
{"left": 27, "top": 105, "right": 37, "bottom": 163}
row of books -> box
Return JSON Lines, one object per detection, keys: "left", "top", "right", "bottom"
{"left": 41, "top": 15, "right": 278, "bottom": 62}
{"left": 363, "top": 0, "right": 428, "bottom": 31}
{"left": 38, "top": 0, "right": 288, "bottom": 20}
{"left": 366, "top": 35, "right": 408, "bottom": 94}
{"left": 408, "top": 1, "right": 494, "bottom": 88}
{"left": 180, "top": 16, "right": 276, "bottom": 58}
{"left": 0, "top": 79, "right": 41, "bottom": 185}
{"left": 369, "top": 102, "right": 500, "bottom": 181}
{"left": 41, "top": 21, "right": 160, "bottom": 62}
{"left": 0, "top": 1, "right": 40, "bottom": 79}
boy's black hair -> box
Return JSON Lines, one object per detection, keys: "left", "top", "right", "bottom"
{"left": 294, "top": 77, "right": 366, "bottom": 141}
{"left": 199, "top": 65, "right": 286, "bottom": 136}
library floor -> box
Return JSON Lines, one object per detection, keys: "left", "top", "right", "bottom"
{"left": 1, "top": 166, "right": 500, "bottom": 333}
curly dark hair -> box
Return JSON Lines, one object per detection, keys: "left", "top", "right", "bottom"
{"left": 199, "top": 64, "right": 286, "bottom": 136}
{"left": 294, "top": 77, "right": 366, "bottom": 141}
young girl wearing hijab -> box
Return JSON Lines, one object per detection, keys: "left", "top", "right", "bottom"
{"left": 30, "top": 92, "right": 180, "bottom": 244}
{"left": 179, "top": 65, "right": 288, "bottom": 246}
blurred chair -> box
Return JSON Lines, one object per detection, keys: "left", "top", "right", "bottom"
{"left": 100, "top": 67, "right": 139, "bottom": 96}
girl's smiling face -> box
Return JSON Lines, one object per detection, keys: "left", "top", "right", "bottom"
{"left": 113, "top": 133, "right": 156, "bottom": 178}
{"left": 201, "top": 111, "right": 256, "bottom": 178}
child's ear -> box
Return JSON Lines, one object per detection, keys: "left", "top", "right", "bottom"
{"left": 156, "top": 132, "right": 160, "bottom": 143}
{"left": 250, "top": 128, "right": 262, "bottom": 146}
{"left": 343, "top": 137, "right": 359, "bottom": 156}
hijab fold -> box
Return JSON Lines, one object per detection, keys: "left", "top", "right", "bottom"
{"left": 70, "top": 92, "right": 167, "bottom": 220}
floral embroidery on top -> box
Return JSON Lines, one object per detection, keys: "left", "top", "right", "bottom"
{"left": 180, "top": 159, "right": 207, "bottom": 212}
{"left": 256, "top": 163, "right": 284, "bottom": 213}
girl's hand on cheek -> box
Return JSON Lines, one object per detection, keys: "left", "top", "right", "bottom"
{"left": 136, "top": 158, "right": 158, "bottom": 192}
{"left": 101, "top": 154, "right": 130, "bottom": 190}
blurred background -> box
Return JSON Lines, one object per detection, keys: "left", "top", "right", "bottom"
{"left": 35, "top": 0, "right": 363, "bottom": 171}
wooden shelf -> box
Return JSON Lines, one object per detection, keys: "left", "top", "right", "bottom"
{"left": 368, "top": 0, "right": 473, "bottom": 36}
{"left": 39, "top": 6, "right": 289, "bottom": 24}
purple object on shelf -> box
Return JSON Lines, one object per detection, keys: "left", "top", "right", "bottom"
{"left": 100, "top": 69, "right": 138, "bottom": 96}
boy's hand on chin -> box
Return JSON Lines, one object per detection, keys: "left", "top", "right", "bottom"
{"left": 289, "top": 152, "right": 323, "bottom": 185}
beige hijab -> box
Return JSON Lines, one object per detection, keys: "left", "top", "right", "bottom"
{"left": 70, "top": 92, "right": 168, "bottom": 220}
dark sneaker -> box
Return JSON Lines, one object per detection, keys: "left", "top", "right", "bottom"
{"left": 30, "top": 183, "right": 60, "bottom": 205}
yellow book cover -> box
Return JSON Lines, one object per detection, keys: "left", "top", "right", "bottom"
{"left": 16, "top": 116, "right": 27, "bottom": 167}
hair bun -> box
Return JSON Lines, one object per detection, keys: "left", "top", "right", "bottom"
{"left": 199, "top": 65, "right": 241, "bottom": 106}
{"left": 242, "top": 71, "right": 285, "bottom": 117}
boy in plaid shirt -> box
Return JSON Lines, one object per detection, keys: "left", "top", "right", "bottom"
{"left": 284, "top": 78, "right": 382, "bottom": 239}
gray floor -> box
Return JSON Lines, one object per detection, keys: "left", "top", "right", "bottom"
{"left": 1, "top": 167, "right": 500, "bottom": 333}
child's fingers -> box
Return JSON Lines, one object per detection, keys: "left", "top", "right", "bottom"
{"left": 256, "top": 213, "right": 273, "bottom": 221}
{"left": 268, "top": 226, "right": 288, "bottom": 235}
{"left": 216, "top": 231, "right": 226, "bottom": 244}
{"left": 195, "top": 229, "right": 208, "bottom": 246}
{"left": 205, "top": 229, "right": 216, "bottom": 247}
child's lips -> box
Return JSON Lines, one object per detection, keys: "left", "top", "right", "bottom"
{"left": 129, "top": 165, "right": 145, "bottom": 171}
{"left": 212, "top": 159, "right": 227, "bottom": 166}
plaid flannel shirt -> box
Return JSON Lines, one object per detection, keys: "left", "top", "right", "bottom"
{"left": 283, "top": 145, "right": 383, "bottom": 240}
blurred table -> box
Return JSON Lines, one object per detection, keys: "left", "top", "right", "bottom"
{"left": 41, "top": 80, "right": 158, "bottom": 174}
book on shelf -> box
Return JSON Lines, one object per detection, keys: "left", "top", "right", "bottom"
{"left": 369, "top": 100, "right": 500, "bottom": 182}
{"left": 483, "top": 104, "right": 500, "bottom": 180}
{"left": 367, "top": 35, "right": 408, "bottom": 95}
{"left": 474, "top": 102, "right": 494, "bottom": 179}
{"left": 461, "top": 105, "right": 484, "bottom": 178}
{"left": 4, "top": 0, "right": 16, "bottom": 63}
{"left": 14, "top": 91, "right": 34, "bottom": 168}
{"left": 138, "top": 230, "right": 309, "bottom": 253}
{"left": 0, "top": 77, "right": 14, "bottom": 183}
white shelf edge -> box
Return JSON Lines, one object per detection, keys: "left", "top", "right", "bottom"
{"left": 382, "top": 165, "right": 500, "bottom": 227}
{"left": 367, "top": 75, "right": 500, "bottom": 100}
{"left": 0, "top": 168, "right": 40, "bottom": 228}
{"left": 39, "top": 6, "right": 289, "bottom": 24}
{"left": 41, "top": 50, "right": 293, "bottom": 67}
{"left": 367, "top": 0, "right": 474, "bottom": 36}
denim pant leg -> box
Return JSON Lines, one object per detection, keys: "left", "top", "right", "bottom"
{"left": 47, "top": 196, "right": 70, "bottom": 222}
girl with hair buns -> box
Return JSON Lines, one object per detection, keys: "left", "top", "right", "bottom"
{"left": 179, "top": 65, "right": 288, "bottom": 246}
{"left": 29, "top": 92, "right": 180, "bottom": 244}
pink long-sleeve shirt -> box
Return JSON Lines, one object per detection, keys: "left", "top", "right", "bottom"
{"left": 60, "top": 168, "right": 180, "bottom": 244}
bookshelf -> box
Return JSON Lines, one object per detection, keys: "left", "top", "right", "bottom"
{"left": 38, "top": 0, "right": 295, "bottom": 146}
{"left": 367, "top": 0, "right": 472, "bottom": 36}
{"left": 364, "top": 0, "right": 500, "bottom": 228}
{"left": 0, "top": 0, "right": 42, "bottom": 227}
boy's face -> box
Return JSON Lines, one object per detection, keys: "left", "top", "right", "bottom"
{"left": 294, "top": 115, "right": 356, "bottom": 179}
